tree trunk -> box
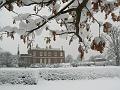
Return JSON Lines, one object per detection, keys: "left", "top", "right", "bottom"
{"left": 116, "top": 56, "right": 120, "bottom": 66}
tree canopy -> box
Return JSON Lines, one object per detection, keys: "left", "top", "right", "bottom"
{"left": 0, "top": 0, "right": 120, "bottom": 59}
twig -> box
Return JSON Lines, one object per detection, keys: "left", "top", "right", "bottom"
{"left": 85, "top": 6, "right": 101, "bottom": 37}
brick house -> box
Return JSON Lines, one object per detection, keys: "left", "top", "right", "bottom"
{"left": 18, "top": 47, "right": 65, "bottom": 67}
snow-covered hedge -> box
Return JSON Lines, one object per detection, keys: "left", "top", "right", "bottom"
{"left": 39, "top": 67, "right": 120, "bottom": 80}
{"left": 0, "top": 67, "right": 120, "bottom": 85}
{"left": 0, "top": 68, "right": 38, "bottom": 85}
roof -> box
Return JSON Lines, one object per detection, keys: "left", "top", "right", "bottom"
{"left": 29, "top": 47, "right": 63, "bottom": 51}
{"left": 20, "top": 54, "right": 32, "bottom": 57}
{"left": 20, "top": 54, "right": 30, "bottom": 55}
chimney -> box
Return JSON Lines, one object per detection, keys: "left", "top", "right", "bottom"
{"left": 36, "top": 44, "right": 39, "bottom": 49}
{"left": 46, "top": 46, "right": 48, "bottom": 49}
{"left": 49, "top": 45, "right": 52, "bottom": 49}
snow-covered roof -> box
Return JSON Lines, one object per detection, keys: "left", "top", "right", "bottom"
{"left": 30, "top": 47, "right": 62, "bottom": 51}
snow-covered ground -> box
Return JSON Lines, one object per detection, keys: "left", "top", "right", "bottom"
{"left": 0, "top": 66, "right": 120, "bottom": 90}
{"left": 1, "top": 66, "right": 120, "bottom": 83}
{"left": 0, "top": 78, "right": 120, "bottom": 90}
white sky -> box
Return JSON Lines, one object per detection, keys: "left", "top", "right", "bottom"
{"left": 0, "top": 3, "right": 119, "bottom": 59}
{"left": 0, "top": 6, "right": 82, "bottom": 59}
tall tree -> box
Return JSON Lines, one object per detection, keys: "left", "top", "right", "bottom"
{"left": 104, "top": 26, "right": 120, "bottom": 66}
{"left": 0, "top": 51, "right": 12, "bottom": 67}
{"left": 65, "top": 54, "right": 73, "bottom": 63}
{"left": 76, "top": 55, "right": 82, "bottom": 61}
{"left": 0, "top": 0, "right": 119, "bottom": 58}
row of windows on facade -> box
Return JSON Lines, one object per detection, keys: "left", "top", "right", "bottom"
{"left": 32, "top": 51, "right": 64, "bottom": 57}
{"left": 20, "top": 58, "right": 64, "bottom": 64}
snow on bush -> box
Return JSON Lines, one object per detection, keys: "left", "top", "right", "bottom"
{"left": 38, "top": 67, "right": 120, "bottom": 80}
{"left": 0, "top": 68, "right": 39, "bottom": 85}
{"left": 0, "top": 67, "right": 120, "bottom": 85}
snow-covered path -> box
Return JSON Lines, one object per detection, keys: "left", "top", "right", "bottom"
{"left": 0, "top": 78, "right": 120, "bottom": 90}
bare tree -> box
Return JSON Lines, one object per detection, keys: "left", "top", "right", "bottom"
{"left": 65, "top": 54, "right": 73, "bottom": 63}
{"left": 0, "top": 52, "right": 12, "bottom": 67}
{"left": 105, "top": 26, "right": 120, "bottom": 66}
{"left": 76, "top": 55, "right": 82, "bottom": 61}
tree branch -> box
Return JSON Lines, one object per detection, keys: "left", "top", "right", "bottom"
{"left": 27, "top": 0, "right": 75, "bottom": 34}
{"left": 75, "top": 0, "right": 89, "bottom": 42}
{"left": 23, "top": 0, "right": 54, "bottom": 6}
{"left": 56, "top": 31, "right": 75, "bottom": 35}
{"left": 85, "top": 6, "right": 101, "bottom": 37}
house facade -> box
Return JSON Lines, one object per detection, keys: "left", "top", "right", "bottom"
{"left": 18, "top": 47, "right": 65, "bottom": 67}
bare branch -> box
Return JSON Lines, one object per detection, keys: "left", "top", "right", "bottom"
{"left": 85, "top": 6, "right": 101, "bottom": 37}
{"left": 27, "top": 0, "right": 75, "bottom": 34}
{"left": 75, "top": 0, "right": 89, "bottom": 42}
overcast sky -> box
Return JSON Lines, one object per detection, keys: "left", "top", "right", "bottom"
{"left": 0, "top": 6, "right": 81, "bottom": 59}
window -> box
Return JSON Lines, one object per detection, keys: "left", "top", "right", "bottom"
{"left": 40, "top": 59, "right": 42, "bottom": 64}
{"left": 44, "top": 51, "right": 47, "bottom": 56}
{"left": 60, "top": 52, "right": 63, "bottom": 56}
{"left": 33, "top": 51, "right": 36, "bottom": 56}
{"left": 54, "top": 51, "right": 57, "bottom": 56}
{"left": 54, "top": 59, "right": 57, "bottom": 63}
{"left": 33, "top": 59, "right": 36, "bottom": 63}
{"left": 44, "top": 58, "right": 46, "bottom": 64}
{"left": 48, "top": 59, "right": 51, "bottom": 64}
{"left": 37, "top": 59, "right": 40, "bottom": 63}
{"left": 46, "top": 59, "right": 48, "bottom": 64}
{"left": 40, "top": 52, "right": 43, "bottom": 56}
{"left": 60, "top": 59, "right": 63, "bottom": 63}
{"left": 48, "top": 51, "right": 52, "bottom": 56}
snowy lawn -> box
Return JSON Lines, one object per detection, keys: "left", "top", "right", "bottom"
{"left": 0, "top": 78, "right": 120, "bottom": 90}
{"left": 0, "top": 67, "right": 120, "bottom": 90}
